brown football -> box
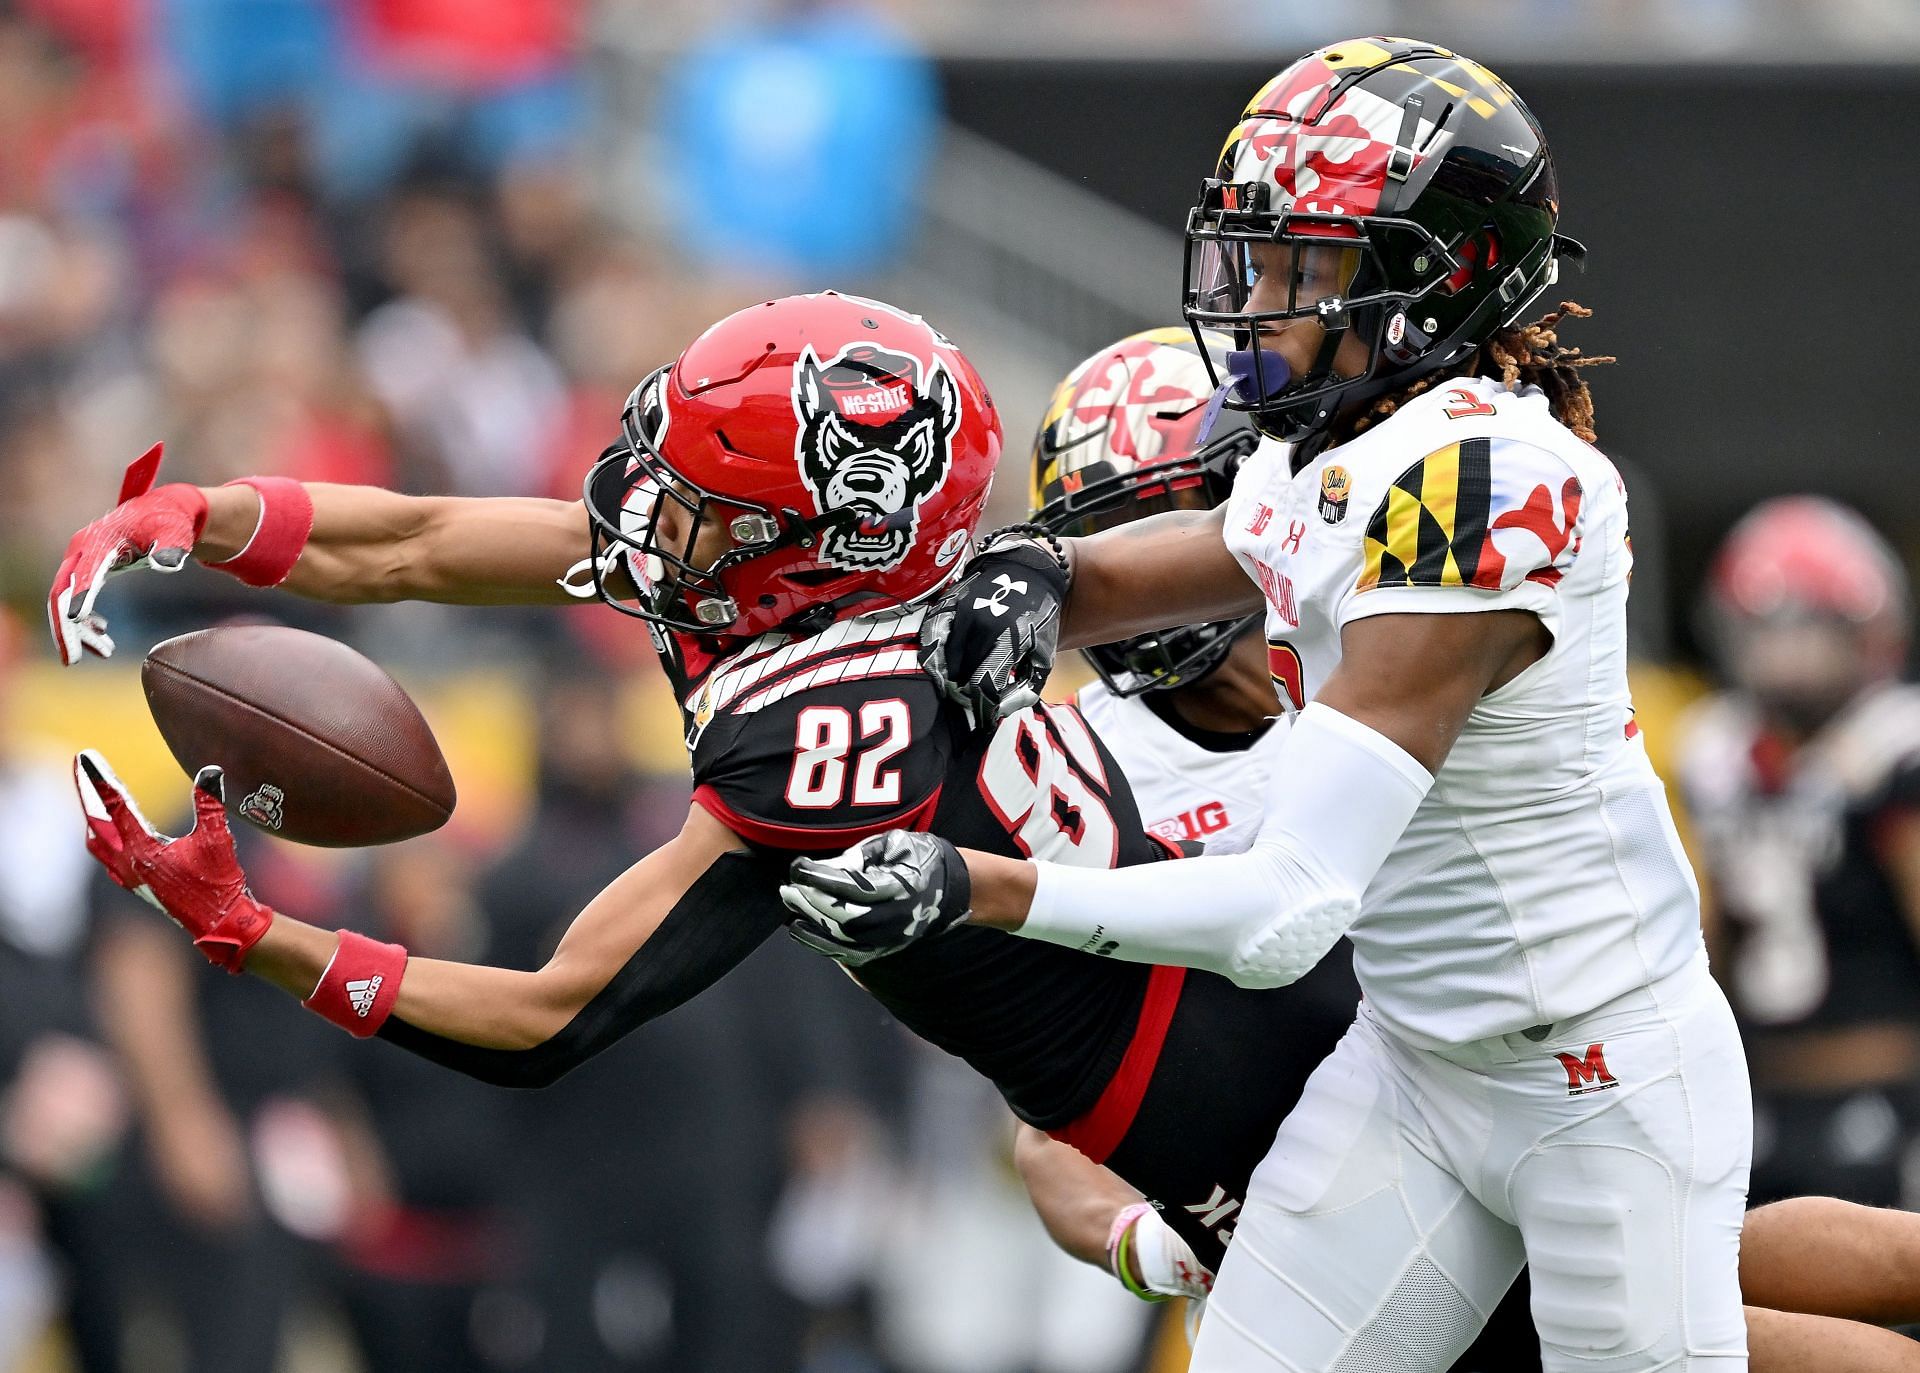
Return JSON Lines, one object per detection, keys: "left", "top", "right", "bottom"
{"left": 141, "top": 626, "right": 456, "bottom": 847}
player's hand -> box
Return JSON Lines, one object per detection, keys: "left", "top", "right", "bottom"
{"left": 73, "top": 751, "right": 272, "bottom": 972}
{"left": 1111, "top": 1202, "right": 1214, "bottom": 1302}
{"left": 781, "top": 830, "right": 972, "bottom": 966}
{"left": 918, "top": 535, "right": 1068, "bottom": 732}
{"left": 48, "top": 444, "right": 208, "bottom": 665}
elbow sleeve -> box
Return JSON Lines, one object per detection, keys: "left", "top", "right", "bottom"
{"left": 1022, "top": 704, "right": 1431, "bottom": 988}
{"left": 378, "top": 851, "right": 788, "bottom": 1087}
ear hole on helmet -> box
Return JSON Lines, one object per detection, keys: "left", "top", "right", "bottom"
{"left": 1443, "top": 229, "right": 1501, "bottom": 295}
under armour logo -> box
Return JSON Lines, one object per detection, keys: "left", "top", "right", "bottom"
{"left": 903, "top": 888, "right": 946, "bottom": 939}
{"left": 972, "top": 574, "right": 1027, "bottom": 618}
{"left": 346, "top": 975, "right": 383, "bottom": 1018}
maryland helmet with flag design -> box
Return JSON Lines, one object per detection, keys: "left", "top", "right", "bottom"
{"left": 1030, "top": 328, "right": 1261, "bottom": 695}
{"left": 584, "top": 292, "right": 1001, "bottom": 646}
{"left": 1185, "top": 36, "right": 1584, "bottom": 442}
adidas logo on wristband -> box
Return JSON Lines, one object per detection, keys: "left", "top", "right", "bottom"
{"left": 346, "top": 975, "right": 383, "bottom": 1018}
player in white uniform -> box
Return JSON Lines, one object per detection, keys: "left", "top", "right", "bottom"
{"left": 1075, "top": 665, "right": 1276, "bottom": 855}
{"left": 1022, "top": 326, "right": 1285, "bottom": 856}
{"left": 1011, "top": 336, "right": 1920, "bottom": 1373}
{"left": 785, "top": 39, "right": 1750, "bottom": 1373}
{"left": 1011, "top": 327, "right": 1546, "bottom": 1370}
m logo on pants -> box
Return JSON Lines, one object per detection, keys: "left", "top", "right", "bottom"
{"left": 1553, "top": 1042, "right": 1617, "bottom": 1096}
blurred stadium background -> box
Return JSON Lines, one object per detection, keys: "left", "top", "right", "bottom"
{"left": 0, "top": 1, "right": 1916, "bottom": 1370}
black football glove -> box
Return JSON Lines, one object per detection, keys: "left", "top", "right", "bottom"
{"left": 918, "top": 535, "right": 1069, "bottom": 732}
{"left": 780, "top": 831, "right": 972, "bottom": 967}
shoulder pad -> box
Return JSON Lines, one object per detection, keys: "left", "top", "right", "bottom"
{"left": 1359, "top": 436, "right": 1584, "bottom": 594}
{"left": 685, "top": 610, "right": 927, "bottom": 748}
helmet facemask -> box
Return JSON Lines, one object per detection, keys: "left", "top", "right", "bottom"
{"left": 1184, "top": 179, "right": 1492, "bottom": 443}
{"left": 584, "top": 369, "right": 830, "bottom": 640}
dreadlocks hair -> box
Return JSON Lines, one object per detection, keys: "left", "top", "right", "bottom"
{"left": 1343, "top": 302, "right": 1615, "bottom": 444}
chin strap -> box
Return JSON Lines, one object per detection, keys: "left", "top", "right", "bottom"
{"left": 557, "top": 553, "right": 620, "bottom": 599}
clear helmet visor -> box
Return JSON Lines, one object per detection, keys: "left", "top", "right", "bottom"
{"left": 1186, "top": 236, "right": 1366, "bottom": 330}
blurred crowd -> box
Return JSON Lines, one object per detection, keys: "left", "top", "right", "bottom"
{"left": 0, "top": 0, "right": 761, "bottom": 657}
{"left": 616, "top": 0, "right": 1920, "bottom": 58}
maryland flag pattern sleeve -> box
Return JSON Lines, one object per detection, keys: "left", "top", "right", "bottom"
{"left": 1345, "top": 434, "right": 1586, "bottom": 632}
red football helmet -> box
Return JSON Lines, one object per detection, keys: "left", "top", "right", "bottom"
{"left": 1707, "top": 496, "right": 1911, "bottom": 720}
{"left": 585, "top": 293, "right": 1001, "bottom": 645}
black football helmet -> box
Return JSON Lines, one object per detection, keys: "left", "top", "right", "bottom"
{"left": 1030, "top": 328, "right": 1260, "bottom": 696}
{"left": 1184, "top": 36, "right": 1585, "bottom": 442}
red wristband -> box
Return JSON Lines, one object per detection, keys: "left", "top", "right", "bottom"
{"left": 303, "top": 930, "right": 407, "bottom": 1038}
{"left": 206, "top": 477, "right": 314, "bottom": 587}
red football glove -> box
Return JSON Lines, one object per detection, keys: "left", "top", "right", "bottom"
{"left": 74, "top": 751, "right": 273, "bottom": 972}
{"left": 48, "top": 444, "right": 209, "bottom": 665}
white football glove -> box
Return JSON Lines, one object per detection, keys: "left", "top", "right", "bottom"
{"left": 1109, "top": 1201, "right": 1214, "bottom": 1302}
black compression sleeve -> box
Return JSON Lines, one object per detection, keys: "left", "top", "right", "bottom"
{"left": 376, "top": 850, "right": 788, "bottom": 1088}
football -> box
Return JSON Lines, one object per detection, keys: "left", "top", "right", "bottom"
{"left": 141, "top": 625, "right": 456, "bottom": 847}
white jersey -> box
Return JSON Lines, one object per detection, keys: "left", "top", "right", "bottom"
{"left": 1220, "top": 374, "right": 1703, "bottom": 1048}
{"left": 1073, "top": 682, "right": 1287, "bottom": 857}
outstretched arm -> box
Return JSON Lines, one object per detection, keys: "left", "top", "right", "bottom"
{"left": 963, "top": 610, "right": 1541, "bottom": 958}
{"left": 77, "top": 754, "right": 784, "bottom": 1087}
{"left": 243, "top": 803, "right": 753, "bottom": 1047}
{"left": 796, "top": 611, "right": 1545, "bottom": 983}
{"left": 1058, "top": 506, "right": 1263, "bottom": 651}
{"left": 49, "top": 444, "right": 618, "bottom": 662}
{"left": 1741, "top": 1196, "right": 1920, "bottom": 1326}
{"left": 917, "top": 511, "right": 1260, "bottom": 728}
{"left": 195, "top": 483, "right": 596, "bottom": 607}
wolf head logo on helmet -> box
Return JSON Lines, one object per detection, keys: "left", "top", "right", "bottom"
{"left": 793, "top": 341, "right": 959, "bottom": 572}
{"left": 583, "top": 292, "right": 1000, "bottom": 670}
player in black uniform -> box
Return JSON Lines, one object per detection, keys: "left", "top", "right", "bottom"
{"left": 53, "top": 289, "right": 1267, "bottom": 1229}
{"left": 50, "top": 292, "right": 1920, "bottom": 1371}
{"left": 1679, "top": 497, "right": 1920, "bottom": 1209}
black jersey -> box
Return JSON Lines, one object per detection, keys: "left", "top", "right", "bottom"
{"left": 1679, "top": 684, "right": 1920, "bottom": 1041}
{"left": 676, "top": 607, "right": 1171, "bottom": 1129}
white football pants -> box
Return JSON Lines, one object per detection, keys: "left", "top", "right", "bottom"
{"left": 1193, "top": 955, "right": 1751, "bottom": 1373}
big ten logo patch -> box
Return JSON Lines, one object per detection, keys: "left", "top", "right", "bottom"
{"left": 1150, "top": 801, "right": 1230, "bottom": 845}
